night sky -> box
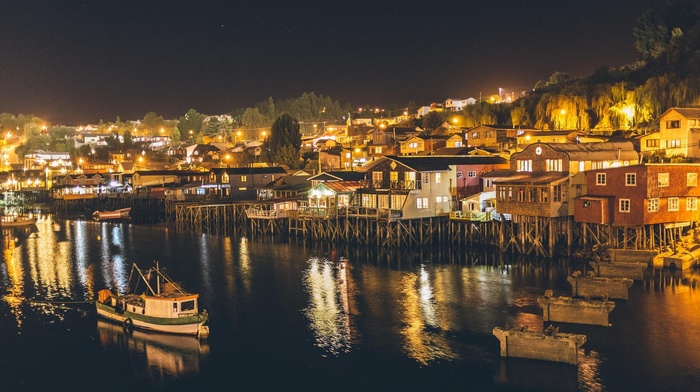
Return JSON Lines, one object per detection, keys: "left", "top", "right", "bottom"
{"left": 0, "top": 0, "right": 660, "bottom": 125}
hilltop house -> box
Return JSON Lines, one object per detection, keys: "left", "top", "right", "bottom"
{"left": 639, "top": 107, "right": 700, "bottom": 160}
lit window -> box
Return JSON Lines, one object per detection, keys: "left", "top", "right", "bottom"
{"left": 688, "top": 173, "right": 698, "bottom": 187}
{"left": 417, "top": 197, "right": 429, "bottom": 209}
{"left": 435, "top": 173, "right": 441, "bottom": 183}
{"left": 668, "top": 140, "right": 681, "bottom": 148}
{"left": 658, "top": 173, "right": 669, "bottom": 187}
{"left": 668, "top": 197, "right": 679, "bottom": 211}
{"left": 241, "top": 175, "right": 247, "bottom": 182}
{"left": 687, "top": 197, "right": 698, "bottom": 211}
{"left": 667, "top": 120, "right": 680, "bottom": 129}
{"left": 546, "top": 159, "right": 562, "bottom": 172}
{"left": 517, "top": 159, "right": 532, "bottom": 172}
{"left": 646, "top": 139, "right": 659, "bottom": 148}
{"left": 648, "top": 198, "right": 659, "bottom": 212}
{"left": 390, "top": 171, "right": 398, "bottom": 182}
{"left": 539, "top": 187, "right": 548, "bottom": 203}
{"left": 596, "top": 173, "right": 606, "bottom": 185}
{"left": 619, "top": 199, "right": 630, "bottom": 213}
{"left": 625, "top": 173, "right": 636, "bottom": 186}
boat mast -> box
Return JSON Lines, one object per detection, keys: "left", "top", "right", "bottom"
{"left": 156, "top": 260, "right": 160, "bottom": 295}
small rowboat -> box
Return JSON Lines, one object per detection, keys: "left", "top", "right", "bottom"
{"left": 92, "top": 207, "right": 131, "bottom": 221}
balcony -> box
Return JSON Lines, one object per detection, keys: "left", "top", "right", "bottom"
{"left": 364, "top": 179, "right": 421, "bottom": 190}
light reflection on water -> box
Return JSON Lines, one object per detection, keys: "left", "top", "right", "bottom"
{"left": 302, "top": 256, "right": 355, "bottom": 356}
{"left": 1, "top": 218, "right": 700, "bottom": 391}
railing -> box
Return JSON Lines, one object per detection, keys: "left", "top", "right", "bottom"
{"left": 449, "top": 210, "right": 493, "bottom": 222}
{"left": 246, "top": 208, "right": 285, "bottom": 219}
{"left": 296, "top": 206, "right": 402, "bottom": 219}
{"left": 363, "top": 179, "right": 421, "bottom": 190}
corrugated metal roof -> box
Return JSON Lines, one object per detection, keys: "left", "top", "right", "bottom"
{"left": 547, "top": 141, "right": 639, "bottom": 161}
{"left": 322, "top": 181, "right": 364, "bottom": 193}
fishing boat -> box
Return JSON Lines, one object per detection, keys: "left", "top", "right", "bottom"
{"left": 92, "top": 207, "right": 131, "bottom": 221}
{"left": 1, "top": 215, "right": 38, "bottom": 227}
{"left": 95, "top": 261, "right": 210, "bottom": 338}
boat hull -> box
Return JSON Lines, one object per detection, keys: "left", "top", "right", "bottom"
{"left": 96, "top": 301, "right": 208, "bottom": 336}
{"left": 1, "top": 218, "right": 37, "bottom": 227}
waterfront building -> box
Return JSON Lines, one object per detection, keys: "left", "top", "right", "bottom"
{"left": 207, "top": 166, "right": 287, "bottom": 200}
{"left": 494, "top": 141, "right": 639, "bottom": 218}
{"left": 355, "top": 155, "right": 477, "bottom": 219}
{"left": 638, "top": 107, "right": 700, "bottom": 159}
{"left": 575, "top": 163, "right": 700, "bottom": 227}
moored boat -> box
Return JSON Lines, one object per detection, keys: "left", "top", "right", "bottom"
{"left": 1, "top": 215, "right": 38, "bottom": 227}
{"left": 95, "top": 261, "right": 209, "bottom": 338}
{"left": 92, "top": 207, "right": 131, "bottom": 221}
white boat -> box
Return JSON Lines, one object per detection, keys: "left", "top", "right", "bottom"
{"left": 95, "top": 261, "right": 210, "bottom": 338}
{"left": 93, "top": 207, "right": 131, "bottom": 221}
{"left": 1, "top": 215, "right": 38, "bottom": 227}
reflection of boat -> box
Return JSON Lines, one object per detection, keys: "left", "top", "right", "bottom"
{"left": 97, "top": 320, "right": 209, "bottom": 377}
{"left": 96, "top": 262, "right": 210, "bottom": 338}
{"left": 92, "top": 207, "right": 131, "bottom": 221}
{"left": 1, "top": 215, "right": 37, "bottom": 227}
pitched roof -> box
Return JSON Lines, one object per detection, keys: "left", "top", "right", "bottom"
{"left": 308, "top": 171, "right": 365, "bottom": 181}
{"left": 210, "top": 167, "right": 287, "bottom": 175}
{"left": 492, "top": 171, "right": 569, "bottom": 185}
{"left": 660, "top": 107, "right": 700, "bottom": 119}
{"left": 321, "top": 180, "right": 364, "bottom": 193}
{"left": 545, "top": 141, "right": 638, "bottom": 161}
{"left": 380, "top": 155, "right": 508, "bottom": 171}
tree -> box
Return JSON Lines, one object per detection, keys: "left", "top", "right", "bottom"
{"left": 421, "top": 111, "right": 445, "bottom": 134}
{"left": 266, "top": 113, "right": 301, "bottom": 166}
{"left": 142, "top": 112, "right": 166, "bottom": 136}
{"left": 171, "top": 128, "right": 181, "bottom": 145}
{"left": 633, "top": 10, "right": 669, "bottom": 60}
{"left": 241, "top": 108, "right": 270, "bottom": 129}
{"left": 123, "top": 130, "right": 133, "bottom": 148}
{"left": 177, "top": 109, "right": 205, "bottom": 137}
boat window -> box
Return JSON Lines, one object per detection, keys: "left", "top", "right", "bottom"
{"left": 181, "top": 300, "right": 195, "bottom": 311}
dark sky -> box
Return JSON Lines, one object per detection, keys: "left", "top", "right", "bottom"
{"left": 0, "top": 0, "right": 659, "bottom": 125}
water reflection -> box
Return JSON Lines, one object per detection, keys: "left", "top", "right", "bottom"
{"left": 97, "top": 320, "right": 210, "bottom": 381}
{"left": 302, "top": 256, "right": 356, "bottom": 355}
{"left": 398, "top": 265, "right": 459, "bottom": 365}
{"left": 2, "top": 229, "right": 25, "bottom": 329}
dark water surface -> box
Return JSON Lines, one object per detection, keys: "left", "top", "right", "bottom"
{"left": 1, "top": 217, "right": 699, "bottom": 391}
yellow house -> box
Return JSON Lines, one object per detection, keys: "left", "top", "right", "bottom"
{"left": 400, "top": 136, "right": 425, "bottom": 155}
{"left": 516, "top": 130, "right": 582, "bottom": 149}
{"left": 645, "top": 107, "right": 700, "bottom": 159}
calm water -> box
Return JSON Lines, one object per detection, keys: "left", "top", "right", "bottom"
{"left": 1, "top": 217, "right": 699, "bottom": 392}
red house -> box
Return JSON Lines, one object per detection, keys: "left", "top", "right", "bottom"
{"left": 575, "top": 163, "right": 700, "bottom": 227}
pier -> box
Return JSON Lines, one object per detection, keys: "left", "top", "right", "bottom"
{"left": 47, "top": 196, "right": 698, "bottom": 260}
